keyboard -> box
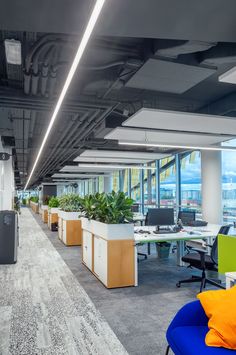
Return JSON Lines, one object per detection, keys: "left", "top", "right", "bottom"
{"left": 185, "top": 220, "right": 208, "bottom": 227}
{"left": 153, "top": 229, "right": 177, "bottom": 234}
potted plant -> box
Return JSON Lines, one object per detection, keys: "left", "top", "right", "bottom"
{"left": 41, "top": 195, "right": 51, "bottom": 223}
{"left": 57, "top": 194, "right": 82, "bottom": 245}
{"left": 29, "top": 196, "right": 39, "bottom": 213}
{"left": 81, "top": 191, "right": 135, "bottom": 289}
{"left": 48, "top": 197, "right": 60, "bottom": 231}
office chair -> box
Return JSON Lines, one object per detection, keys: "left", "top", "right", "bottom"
{"left": 176, "top": 225, "right": 230, "bottom": 292}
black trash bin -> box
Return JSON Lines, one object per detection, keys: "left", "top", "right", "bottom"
{"left": 0, "top": 210, "right": 18, "bottom": 264}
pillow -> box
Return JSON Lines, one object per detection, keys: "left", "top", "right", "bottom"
{"left": 197, "top": 286, "right": 236, "bottom": 349}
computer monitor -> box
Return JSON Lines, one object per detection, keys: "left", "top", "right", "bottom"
{"left": 178, "top": 210, "right": 196, "bottom": 225}
{"left": 147, "top": 208, "right": 175, "bottom": 227}
{"left": 131, "top": 204, "right": 139, "bottom": 213}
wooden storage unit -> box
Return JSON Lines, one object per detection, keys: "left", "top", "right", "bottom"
{"left": 30, "top": 201, "right": 39, "bottom": 214}
{"left": 48, "top": 208, "right": 59, "bottom": 231}
{"left": 81, "top": 218, "right": 136, "bottom": 288}
{"left": 58, "top": 211, "right": 82, "bottom": 246}
{"left": 41, "top": 205, "right": 48, "bottom": 223}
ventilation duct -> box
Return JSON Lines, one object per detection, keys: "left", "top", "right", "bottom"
{"left": 155, "top": 40, "right": 217, "bottom": 58}
{"left": 200, "top": 43, "right": 236, "bottom": 65}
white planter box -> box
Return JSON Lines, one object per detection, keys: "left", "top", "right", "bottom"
{"left": 58, "top": 210, "right": 80, "bottom": 221}
{"left": 49, "top": 207, "right": 59, "bottom": 214}
{"left": 30, "top": 201, "right": 38, "bottom": 206}
{"left": 41, "top": 205, "right": 48, "bottom": 210}
{"left": 81, "top": 217, "right": 93, "bottom": 233}
{"left": 92, "top": 220, "right": 134, "bottom": 240}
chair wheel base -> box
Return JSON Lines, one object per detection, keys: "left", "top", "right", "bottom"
{"left": 176, "top": 282, "right": 181, "bottom": 288}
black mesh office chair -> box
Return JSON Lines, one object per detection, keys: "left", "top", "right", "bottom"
{"left": 176, "top": 225, "right": 230, "bottom": 292}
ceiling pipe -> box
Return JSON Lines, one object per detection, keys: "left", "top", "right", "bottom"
{"left": 37, "top": 111, "right": 100, "bottom": 178}
{"left": 36, "top": 112, "right": 90, "bottom": 176}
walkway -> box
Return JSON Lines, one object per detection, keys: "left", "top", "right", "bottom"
{"left": 0, "top": 208, "right": 127, "bottom": 355}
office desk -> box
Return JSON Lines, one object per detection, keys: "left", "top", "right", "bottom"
{"left": 134, "top": 224, "right": 221, "bottom": 267}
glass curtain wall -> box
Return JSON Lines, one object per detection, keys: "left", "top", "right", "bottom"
{"left": 98, "top": 176, "right": 104, "bottom": 193}
{"left": 131, "top": 169, "right": 141, "bottom": 204}
{"left": 120, "top": 169, "right": 129, "bottom": 196}
{"left": 180, "top": 151, "right": 202, "bottom": 215}
{"left": 143, "top": 162, "right": 156, "bottom": 212}
{"left": 159, "top": 157, "right": 176, "bottom": 207}
{"left": 222, "top": 139, "right": 236, "bottom": 223}
{"left": 112, "top": 171, "right": 120, "bottom": 192}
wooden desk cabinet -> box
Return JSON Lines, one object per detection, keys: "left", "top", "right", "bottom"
{"left": 58, "top": 211, "right": 82, "bottom": 246}
{"left": 82, "top": 218, "right": 136, "bottom": 288}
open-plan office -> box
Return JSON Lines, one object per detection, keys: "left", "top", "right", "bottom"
{"left": 1, "top": 1, "right": 236, "bottom": 354}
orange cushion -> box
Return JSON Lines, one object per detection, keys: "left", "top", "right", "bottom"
{"left": 197, "top": 286, "right": 236, "bottom": 350}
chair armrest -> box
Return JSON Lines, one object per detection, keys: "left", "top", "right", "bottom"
{"left": 205, "top": 244, "right": 213, "bottom": 248}
{"left": 166, "top": 301, "right": 208, "bottom": 338}
{"left": 191, "top": 247, "right": 207, "bottom": 254}
{"left": 191, "top": 248, "right": 207, "bottom": 268}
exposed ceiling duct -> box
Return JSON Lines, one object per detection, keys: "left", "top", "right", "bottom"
{"left": 200, "top": 43, "right": 236, "bottom": 65}
{"left": 155, "top": 40, "right": 217, "bottom": 58}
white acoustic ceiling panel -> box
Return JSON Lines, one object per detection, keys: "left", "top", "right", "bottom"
{"left": 123, "top": 108, "right": 236, "bottom": 136}
{"left": 80, "top": 149, "right": 169, "bottom": 160}
{"left": 52, "top": 173, "right": 110, "bottom": 179}
{"left": 60, "top": 166, "right": 120, "bottom": 172}
{"left": 105, "top": 127, "right": 229, "bottom": 145}
{"left": 73, "top": 156, "right": 152, "bottom": 164}
{"left": 125, "top": 59, "right": 215, "bottom": 94}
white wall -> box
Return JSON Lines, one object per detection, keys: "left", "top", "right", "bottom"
{"left": 0, "top": 139, "right": 14, "bottom": 210}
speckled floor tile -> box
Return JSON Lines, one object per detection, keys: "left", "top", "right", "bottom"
{"left": 0, "top": 208, "right": 127, "bottom": 355}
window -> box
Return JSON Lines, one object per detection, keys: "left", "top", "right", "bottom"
{"left": 180, "top": 151, "right": 201, "bottom": 213}
{"left": 131, "top": 169, "right": 141, "bottom": 203}
{"left": 160, "top": 157, "right": 176, "bottom": 207}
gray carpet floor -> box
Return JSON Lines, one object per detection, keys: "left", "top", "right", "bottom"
{"left": 0, "top": 208, "right": 127, "bottom": 355}
{"left": 31, "top": 209, "right": 222, "bottom": 355}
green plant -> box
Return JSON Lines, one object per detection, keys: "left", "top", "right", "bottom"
{"left": 22, "top": 198, "right": 26, "bottom": 205}
{"left": 43, "top": 195, "right": 51, "bottom": 205}
{"left": 30, "top": 196, "right": 39, "bottom": 203}
{"left": 48, "top": 196, "right": 59, "bottom": 208}
{"left": 58, "top": 194, "right": 82, "bottom": 212}
{"left": 80, "top": 191, "right": 134, "bottom": 224}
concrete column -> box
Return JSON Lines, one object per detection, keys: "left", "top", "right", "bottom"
{"left": 201, "top": 151, "right": 222, "bottom": 224}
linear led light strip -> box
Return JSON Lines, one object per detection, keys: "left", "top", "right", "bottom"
{"left": 119, "top": 141, "right": 236, "bottom": 152}
{"left": 24, "top": 0, "right": 106, "bottom": 191}
{"left": 78, "top": 163, "right": 154, "bottom": 170}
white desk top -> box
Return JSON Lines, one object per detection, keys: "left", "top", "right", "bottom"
{"left": 134, "top": 224, "right": 221, "bottom": 243}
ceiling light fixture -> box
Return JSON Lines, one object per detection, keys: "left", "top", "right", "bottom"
{"left": 24, "top": 0, "right": 106, "bottom": 191}
{"left": 78, "top": 163, "right": 154, "bottom": 170}
{"left": 4, "top": 39, "right": 22, "bottom": 65}
{"left": 219, "top": 66, "right": 236, "bottom": 84}
{"left": 119, "top": 141, "right": 236, "bottom": 152}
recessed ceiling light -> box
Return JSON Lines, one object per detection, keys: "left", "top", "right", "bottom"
{"left": 4, "top": 39, "right": 22, "bottom": 65}
{"left": 24, "top": 0, "right": 106, "bottom": 191}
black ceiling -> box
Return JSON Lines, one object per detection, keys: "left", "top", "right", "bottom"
{"left": 1, "top": 0, "right": 236, "bottom": 188}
